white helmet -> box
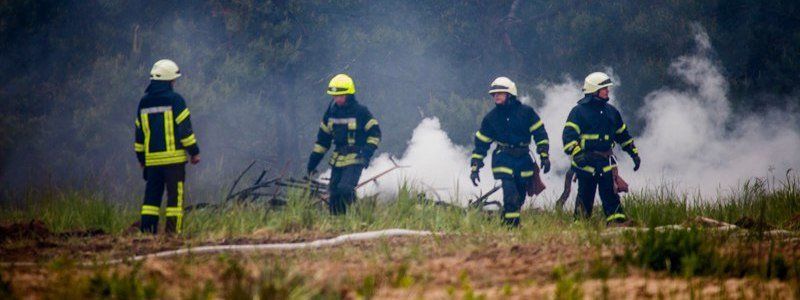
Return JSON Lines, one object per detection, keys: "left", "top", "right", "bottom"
{"left": 488, "top": 76, "right": 517, "bottom": 96}
{"left": 150, "top": 59, "right": 182, "bottom": 81}
{"left": 582, "top": 72, "right": 613, "bottom": 94}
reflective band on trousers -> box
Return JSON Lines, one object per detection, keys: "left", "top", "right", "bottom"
{"left": 141, "top": 205, "right": 160, "bottom": 216}
{"left": 504, "top": 212, "right": 520, "bottom": 219}
{"left": 606, "top": 213, "right": 626, "bottom": 222}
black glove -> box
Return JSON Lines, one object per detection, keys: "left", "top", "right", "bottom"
{"left": 632, "top": 155, "right": 641, "bottom": 171}
{"left": 361, "top": 149, "right": 374, "bottom": 169}
{"left": 540, "top": 157, "right": 551, "bottom": 174}
{"left": 470, "top": 171, "right": 480, "bottom": 186}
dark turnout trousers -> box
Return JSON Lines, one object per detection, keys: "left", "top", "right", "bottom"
{"left": 328, "top": 165, "right": 363, "bottom": 215}
{"left": 141, "top": 164, "right": 185, "bottom": 234}
{"left": 574, "top": 171, "right": 625, "bottom": 222}
{"left": 501, "top": 176, "right": 528, "bottom": 227}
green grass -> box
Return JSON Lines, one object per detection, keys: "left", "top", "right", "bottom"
{"left": 1, "top": 175, "right": 799, "bottom": 238}
{"left": 624, "top": 174, "right": 800, "bottom": 227}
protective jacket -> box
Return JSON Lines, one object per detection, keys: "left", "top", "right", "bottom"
{"left": 562, "top": 94, "right": 638, "bottom": 175}
{"left": 471, "top": 97, "right": 549, "bottom": 179}
{"left": 308, "top": 96, "right": 381, "bottom": 171}
{"left": 134, "top": 81, "right": 199, "bottom": 166}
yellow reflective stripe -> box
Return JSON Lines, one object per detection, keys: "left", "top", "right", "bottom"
{"left": 141, "top": 205, "right": 160, "bottom": 216}
{"left": 180, "top": 134, "right": 197, "bottom": 147}
{"left": 621, "top": 138, "right": 634, "bottom": 147}
{"left": 571, "top": 145, "right": 582, "bottom": 156}
{"left": 175, "top": 108, "right": 190, "bottom": 124}
{"left": 603, "top": 164, "right": 617, "bottom": 172}
{"left": 135, "top": 119, "right": 141, "bottom": 128}
{"left": 539, "top": 152, "right": 548, "bottom": 158}
{"left": 520, "top": 171, "right": 535, "bottom": 177}
{"left": 471, "top": 165, "right": 478, "bottom": 172}
{"left": 347, "top": 119, "right": 357, "bottom": 130}
{"left": 146, "top": 150, "right": 188, "bottom": 158}
{"left": 145, "top": 150, "right": 188, "bottom": 166}
{"left": 134, "top": 143, "right": 144, "bottom": 152}
{"left": 320, "top": 122, "right": 331, "bottom": 134}
{"left": 471, "top": 153, "right": 485, "bottom": 160}
{"left": 565, "top": 122, "right": 581, "bottom": 134}
{"left": 330, "top": 152, "right": 360, "bottom": 167}
{"left": 564, "top": 140, "right": 578, "bottom": 151}
{"left": 313, "top": 143, "right": 328, "bottom": 153}
{"left": 504, "top": 212, "right": 520, "bottom": 218}
{"left": 165, "top": 207, "right": 183, "bottom": 216}
{"left": 145, "top": 157, "right": 188, "bottom": 166}
{"left": 365, "top": 118, "right": 379, "bottom": 131}
{"left": 529, "top": 120, "right": 543, "bottom": 132}
{"left": 571, "top": 161, "right": 595, "bottom": 173}
{"left": 367, "top": 136, "right": 380, "bottom": 145}
{"left": 632, "top": 147, "right": 639, "bottom": 154}
{"left": 616, "top": 123, "right": 627, "bottom": 134}
{"left": 141, "top": 113, "right": 150, "bottom": 154}
{"left": 176, "top": 181, "right": 184, "bottom": 233}
{"left": 475, "top": 131, "right": 493, "bottom": 143}
{"left": 606, "top": 213, "right": 626, "bottom": 222}
{"left": 536, "top": 139, "right": 549, "bottom": 145}
{"left": 580, "top": 134, "right": 600, "bottom": 140}
{"left": 492, "top": 167, "right": 514, "bottom": 174}
{"left": 164, "top": 110, "right": 176, "bottom": 151}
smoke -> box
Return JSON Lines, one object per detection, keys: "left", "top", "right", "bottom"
{"left": 348, "top": 27, "right": 800, "bottom": 205}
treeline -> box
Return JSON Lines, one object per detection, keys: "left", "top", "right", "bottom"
{"left": 1, "top": 0, "right": 798, "bottom": 193}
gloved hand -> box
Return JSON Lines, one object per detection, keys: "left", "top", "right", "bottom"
{"left": 470, "top": 171, "right": 480, "bottom": 186}
{"left": 632, "top": 155, "right": 641, "bottom": 171}
{"left": 361, "top": 150, "right": 374, "bottom": 169}
{"left": 540, "top": 157, "right": 551, "bottom": 174}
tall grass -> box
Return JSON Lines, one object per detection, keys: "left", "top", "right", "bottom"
{"left": 1, "top": 175, "right": 798, "bottom": 237}
{"left": 0, "top": 189, "right": 136, "bottom": 233}
{"left": 624, "top": 174, "right": 800, "bottom": 227}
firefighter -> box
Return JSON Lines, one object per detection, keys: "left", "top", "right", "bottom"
{"left": 307, "top": 74, "right": 381, "bottom": 214}
{"left": 134, "top": 59, "right": 200, "bottom": 234}
{"left": 562, "top": 72, "right": 641, "bottom": 224}
{"left": 470, "top": 77, "right": 550, "bottom": 227}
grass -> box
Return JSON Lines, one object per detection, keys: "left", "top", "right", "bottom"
{"left": 3, "top": 175, "right": 799, "bottom": 237}
{"left": 1, "top": 175, "right": 799, "bottom": 298}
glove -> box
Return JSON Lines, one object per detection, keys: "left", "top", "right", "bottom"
{"left": 361, "top": 149, "right": 374, "bottom": 169}
{"left": 540, "top": 157, "right": 551, "bottom": 174}
{"left": 470, "top": 171, "right": 480, "bottom": 186}
{"left": 632, "top": 155, "right": 641, "bottom": 171}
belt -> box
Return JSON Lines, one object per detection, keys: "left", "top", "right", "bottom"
{"left": 335, "top": 145, "right": 361, "bottom": 154}
{"left": 497, "top": 145, "right": 529, "bottom": 157}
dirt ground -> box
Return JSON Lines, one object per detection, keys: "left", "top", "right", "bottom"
{"left": 2, "top": 221, "right": 799, "bottom": 299}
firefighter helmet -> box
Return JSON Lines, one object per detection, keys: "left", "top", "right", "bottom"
{"left": 150, "top": 59, "right": 182, "bottom": 81}
{"left": 488, "top": 77, "right": 517, "bottom": 96}
{"left": 582, "top": 72, "right": 613, "bottom": 94}
{"left": 327, "top": 74, "right": 356, "bottom": 95}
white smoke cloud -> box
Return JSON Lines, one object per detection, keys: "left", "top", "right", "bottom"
{"left": 343, "top": 26, "right": 800, "bottom": 206}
